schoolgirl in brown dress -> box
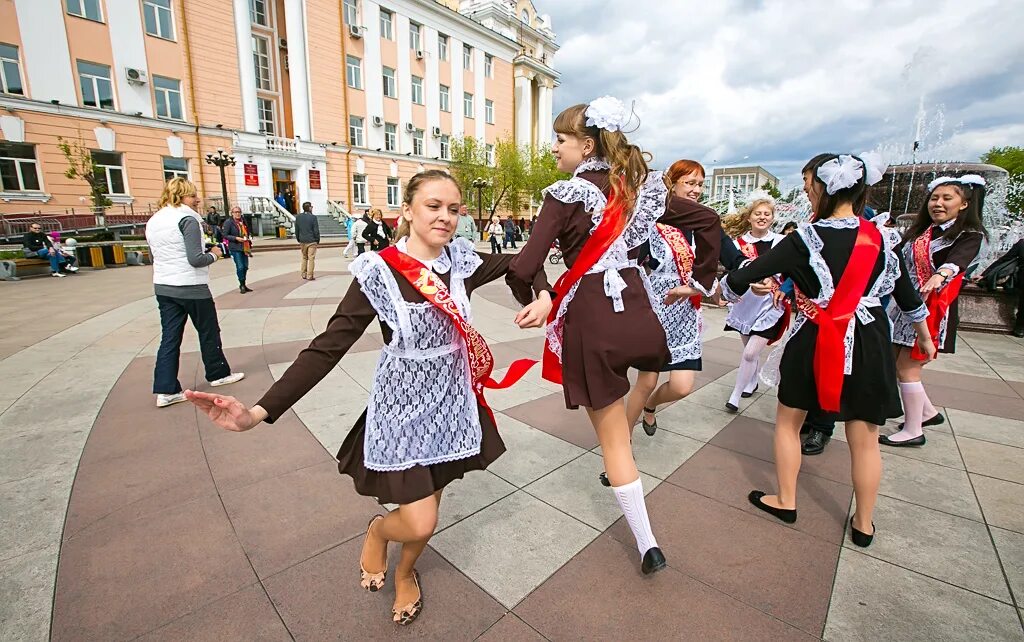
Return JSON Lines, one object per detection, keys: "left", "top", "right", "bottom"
{"left": 185, "top": 171, "right": 552, "bottom": 625}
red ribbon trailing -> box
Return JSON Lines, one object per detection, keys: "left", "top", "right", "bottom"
{"left": 792, "top": 219, "right": 881, "bottom": 412}
{"left": 379, "top": 246, "right": 537, "bottom": 426}
{"left": 655, "top": 223, "right": 702, "bottom": 309}
{"left": 909, "top": 227, "right": 961, "bottom": 361}
{"left": 541, "top": 190, "right": 628, "bottom": 384}
{"left": 736, "top": 237, "right": 791, "bottom": 345}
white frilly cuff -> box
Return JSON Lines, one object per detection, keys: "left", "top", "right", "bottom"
{"left": 689, "top": 277, "right": 718, "bottom": 298}
{"left": 903, "top": 302, "right": 930, "bottom": 323}
{"left": 719, "top": 276, "right": 743, "bottom": 303}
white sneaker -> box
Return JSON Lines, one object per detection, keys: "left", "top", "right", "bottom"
{"left": 210, "top": 372, "right": 245, "bottom": 387}
{"left": 51, "top": 272, "right": 66, "bottom": 278}
{"left": 156, "top": 392, "right": 188, "bottom": 407}
{"left": 66, "top": 265, "right": 79, "bottom": 272}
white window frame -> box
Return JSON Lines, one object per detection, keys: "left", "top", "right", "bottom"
{"left": 384, "top": 123, "right": 397, "bottom": 152}
{"left": 77, "top": 61, "right": 116, "bottom": 111}
{"left": 349, "top": 115, "right": 365, "bottom": 147}
{"left": 382, "top": 67, "right": 397, "bottom": 98}
{"left": 386, "top": 177, "right": 400, "bottom": 207}
{"left": 485, "top": 144, "right": 495, "bottom": 166}
{"left": 463, "top": 92, "right": 474, "bottom": 118}
{"left": 379, "top": 8, "right": 393, "bottom": 40}
{"left": 439, "top": 135, "right": 450, "bottom": 161}
{"left": 409, "top": 22, "right": 421, "bottom": 51}
{"left": 66, "top": 0, "right": 103, "bottom": 22}
{"left": 0, "top": 44, "right": 24, "bottom": 96}
{"left": 252, "top": 35, "right": 272, "bottom": 90}
{"left": 438, "top": 34, "right": 449, "bottom": 61}
{"left": 143, "top": 0, "right": 175, "bottom": 40}
{"left": 0, "top": 143, "right": 43, "bottom": 192}
{"left": 410, "top": 75, "right": 423, "bottom": 105}
{"left": 91, "top": 151, "right": 127, "bottom": 195}
{"left": 484, "top": 54, "right": 493, "bottom": 78}
{"left": 353, "top": 173, "right": 368, "bottom": 205}
{"left": 153, "top": 75, "right": 184, "bottom": 121}
{"left": 439, "top": 85, "right": 450, "bottom": 112}
{"left": 257, "top": 97, "right": 276, "bottom": 134}
{"left": 249, "top": 0, "right": 269, "bottom": 26}
{"left": 412, "top": 129, "right": 424, "bottom": 156}
{"left": 463, "top": 44, "right": 472, "bottom": 70}
{"left": 346, "top": 55, "right": 362, "bottom": 89}
{"left": 485, "top": 99, "right": 494, "bottom": 124}
{"left": 343, "top": 0, "right": 358, "bottom": 26}
{"left": 162, "top": 156, "right": 189, "bottom": 181}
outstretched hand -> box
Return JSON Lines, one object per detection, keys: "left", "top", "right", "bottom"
{"left": 920, "top": 274, "right": 945, "bottom": 295}
{"left": 749, "top": 278, "right": 775, "bottom": 297}
{"left": 664, "top": 285, "right": 699, "bottom": 306}
{"left": 515, "top": 291, "right": 553, "bottom": 329}
{"left": 185, "top": 390, "right": 260, "bottom": 432}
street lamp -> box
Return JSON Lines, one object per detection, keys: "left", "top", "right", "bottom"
{"left": 472, "top": 176, "right": 489, "bottom": 240}
{"left": 205, "top": 148, "right": 236, "bottom": 214}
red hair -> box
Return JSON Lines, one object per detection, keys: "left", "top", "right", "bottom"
{"left": 666, "top": 159, "right": 705, "bottom": 184}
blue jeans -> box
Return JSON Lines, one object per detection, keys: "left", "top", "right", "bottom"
{"left": 230, "top": 250, "right": 249, "bottom": 284}
{"left": 153, "top": 295, "right": 231, "bottom": 394}
{"left": 36, "top": 248, "right": 66, "bottom": 273}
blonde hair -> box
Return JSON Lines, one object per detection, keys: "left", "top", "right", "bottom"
{"left": 553, "top": 104, "right": 650, "bottom": 206}
{"left": 393, "top": 170, "right": 461, "bottom": 242}
{"left": 722, "top": 198, "right": 775, "bottom": 238}
{"left": 158, "top": 177, "right": 198, "bottom": 209}
{"left": 370, "top": 208, "right": 383, "bottom": 220}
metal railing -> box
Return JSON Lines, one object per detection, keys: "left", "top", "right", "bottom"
{"left": 0, "top": 203, "right": 154, "bottom": 239}
{"left": 247, "top": 196, "right": 295, "bottom": 229}
{"left": 265, "top": 136, "right": 298, "bottom": 154}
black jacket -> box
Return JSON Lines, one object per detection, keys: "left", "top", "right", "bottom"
{"left": 295, "top": 211, "right": 321, "bottom": 244}
{"left": 362, "top": 220, "right": 392, "bottom": 251}
{"left": 22, "top": 231, "right": 52, "bottom": 253}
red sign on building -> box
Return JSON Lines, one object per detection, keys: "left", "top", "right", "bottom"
{"left": 243, "top": 163, "right": 259, "bottom": 186}
{"left": 308, "top": 169, "right": 322, "bottom": 190}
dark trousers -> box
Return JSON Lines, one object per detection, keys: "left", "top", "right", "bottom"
{"left": 804, "top": 409, "right": 834, "bottom": 437}
{"left": 503, "top": 234, "right": 517, "bottom": 249}
{"left": 230, "top": 250, "right": 248, "bottom": 285}
{"left": 356, "top": 243, "right": 366, "bottom": 255}
{"left": 1016, "top": 286, "right": 1024, "bottom": 330}
{"left": 153, "top": 295, "right": 231, "bottom": 394}
{"left": 490, "top": 236, "right": 502, "bottom": 253}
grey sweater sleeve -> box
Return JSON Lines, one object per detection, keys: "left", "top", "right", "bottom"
{"left": 178, "top": 217, "right": 216, "bottom": 268}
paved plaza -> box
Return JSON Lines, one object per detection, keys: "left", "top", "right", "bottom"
{"left": 2, "top": 249, "right": 1024, "bottom": 640}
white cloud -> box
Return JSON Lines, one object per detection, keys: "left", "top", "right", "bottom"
{"left": 543, "top": 0, "right": 1024, "bottom": 188}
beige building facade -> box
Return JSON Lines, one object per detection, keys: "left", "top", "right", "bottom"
{"left": 0, "top": 0, "right": 556, "bottom": 224}
{"left": 705, "top": 165, "right": 780, "bottom": 201}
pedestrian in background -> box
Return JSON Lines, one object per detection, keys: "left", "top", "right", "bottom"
{"left": 295, "top": 201, "right": 321, "bottom": 280}
{"left": 487, "top": 215, "right": 503, "bottom": 254}
{"left": 455, "top": 204, "right": 478, "bottom": 243}
{"left": 353, "top": 211, "right": 370, "bottom": 255}
{"left": 502, "top": 216, "right": 518, "bottom": 250}
{"left": 362, "top": 208, "right": 392, "bottom": 252}
{"left": 145, "top": 178, "right": 244, "bottom": 408}
{"left": 222, "top": 206, "right": 253, "bottom": 293}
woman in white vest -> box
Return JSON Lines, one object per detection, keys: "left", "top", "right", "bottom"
{"left": 145, "top": 178, "right": 245, "bottom": 408}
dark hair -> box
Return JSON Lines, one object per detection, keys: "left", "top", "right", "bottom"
{"left": 302, "top": 201, "right": 312, "bottom": 212}
{"left": 782, "top": 221, "right": 798, "bottom": 233}
{"left": 904, "top": 180, "right": 988, "bottom": 242}
{"left": 394, "top": 169, "right": 461, "bottom": 241}
{"left": 807, "top": 154, "right": 868, "bottom": 220}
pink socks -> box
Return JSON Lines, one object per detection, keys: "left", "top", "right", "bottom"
{"left": 889, "top": 381, "right": 926, "bottom": 442}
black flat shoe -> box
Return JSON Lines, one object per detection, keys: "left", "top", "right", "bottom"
{"left": 642, "top": 406, "right": 658, "bottom": 436}
{"left": 748, "top": 490, "right": 797, "bottom": 524}
{"left": 1013, "top": 327, "right": 1024, "bottom": 338}
{"left": 849, "top": 517, "right": 875, "bottom": 548}
{"left": 599, "top": 472, "right": 610, "bottom": 487}
{"left": 878, "top": 433, "right": 926, "bottom": 447}
{"left": 896, "top": 412, "right": 944, "bottom": 431}
{"left": 641, "top": 547, "right": 666, "bottom": 575}
{"left": 801, "top": 430, "right": 831, "bottom": 456}
{"left": 741, "top": 384, "right": 759, "bottom": 398}
{"left": 725, "top": 402, "right": 739, "bottom": 413}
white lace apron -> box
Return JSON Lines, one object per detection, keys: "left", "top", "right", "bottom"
{"left": 349, "top": 237, "right": 485, "bottom": 471}
{"left": 646, "top": 229, "right": 707, "bottom": 365}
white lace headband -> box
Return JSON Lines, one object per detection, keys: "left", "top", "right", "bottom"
{"left": 815, "top": 152, "right": 887, "bottom": 195}
{"left": 927, "top": 174, "right": 986, "bottom": 193}
{"left": 585, "top": 96, "right": 630, "bottom": 132}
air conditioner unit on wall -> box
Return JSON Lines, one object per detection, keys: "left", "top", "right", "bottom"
{"left": 372, "top": 116, "right": 384, "bottom": 127}
{"left": 404, "top": 123, "right": 416, "bottom": 133}
{"left": 279, "top": 38, "right": 288, "bottom": 49}
{"left": 125, "top": 68, "right": 148, "bottom": 85}
{"left": 415, "top": 49, "right": 425, "bottom": 60}
{"left": 349, "top": 25, "right": 363, "bottom": 38}
{"left": 431, "top": 126, "right": 441, "bottom": 137}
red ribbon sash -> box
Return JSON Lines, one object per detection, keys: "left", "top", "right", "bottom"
{"left": 541, "top": 191, "right": 628, "bottom": 384}
{"left": 737, "top": 236, "right": 790, "bottom": 345}
{"left": 655, "top": 223, "right": 701, "bottom": 309}
{"left": 909, "top": 227, "right": 961, "bottom": 360}
{"left": 792, "top": 219, "right": 882, "bottom": 412}
{"left": 378, "top": 246, "right": 537, "bottom": 425}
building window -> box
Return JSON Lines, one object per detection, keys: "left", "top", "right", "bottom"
{"left": 0, "top": 142, "right": 42, "bottom": 192}
{"left": 386, "top": 177, "right": 400, "bottom": 207}
{"left": 486, "top": 144, "right": 495, "bottom": 166}
{"left": 410, "top": 76, "right": 423, "bottom": 105}
{"left": 342, "top": 0, "right": 357, "bottom": 26}
{"left": 485, "top": 99, "right": 494, "bottom": 124}
{"left": 484, "top": 54, "right": 493, "bottom": 78}
{"left": 379, "top": 8, "right": 393, "bottom": 40}
{"left": 143, "top": 0, "right": 174, "bottom": 39}
{"left": 412, "top": 129, "right": 424, "bottom": 156}
{"left": 249, "top": 0, "right": 268, "bottom": 26}
{"left": 162, "top": 157, "right": 189, "bottom": 181}
{"left": 409, "top": 22, "right": 421, "bottom": 51}
{"left": 382, "top": 67, "right": 396, "bottom": 98}
{"left": 384, "top": 123, "right": 397, "bottom": 152}
{"left": 438, "top": 34, "right": 449, "bottom": 61}
{"left": 463, "top": 44, "right": 472, "bottom": 70}
{"left": 439, "top": 135, "right": 450, "bottom": 160}
{"left": 0, "top": 44, "right": 24, "bottom": 96}
{"left": 439, "top": 85, "right": 450, "bottom": 112}
{"left": 353, "top": 173, "right": 368, "bottom": 205}
{"left": 346, "top": 55, "right": 362, "bottom": 89}
{"left": 66, "top": 0, "right": 103, "bottom": 22}
{"left": 463, "top": 92, "right": 473, "bottom": 118}
{"left": 91, "top": 151, "right": 126, "bottom": 195}
{"left": 349, "top": 115, "right": 364, "bottom": 147}
{"left": 257, "top": 97, "right": 276, "bottom": 134}
{"left": 153, "top": 76, "right": 183, "bottom": 120}
{"left": 252, "top": 35, "right": 272, "bottom": 90}
{"left": 77, "top": 61, "right": 115, "bottom": 110}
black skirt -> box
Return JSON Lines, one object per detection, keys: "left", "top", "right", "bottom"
{"left": 662, "top": 357, "right": 702, "bottom": 372}
{"left": 724, "top": 313, "right": 788, "bottom": 341}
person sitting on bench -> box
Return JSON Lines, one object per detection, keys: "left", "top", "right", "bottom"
{"left": 22, "top": 223, "right": 77, "bottom": 277}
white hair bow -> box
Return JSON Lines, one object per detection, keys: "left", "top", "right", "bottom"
{"left": 816, "top": 155, "right": 864, "bottom": 195}
{"left": 858, "top": 151, "right": 887, "bottom": 186}
{"left": 585, "top": 96, "right": 630, "bottom": 132}
{"left": 927, "top": 174, "right": 987, "bottom": 193}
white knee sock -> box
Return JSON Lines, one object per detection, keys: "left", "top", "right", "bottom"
{"left": 730, "top": 336, "right": 767, "bottom": 406}
{"left": 891, "top": 381, "right": 926, "bottom": 441}
{"left": 612, "top": 478, "right": 658, "bottom": 557}
{"left": 922, "top": 390, "right": 939, "bottom": 420}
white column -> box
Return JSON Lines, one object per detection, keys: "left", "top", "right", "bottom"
{"left": 536, "top": 81, "right": 553, "bottom": 148}
{"left": 474, "top": 48, "right": 486, "bottom": 141}
{"left": 450, "top": 36, "right": 464, "bottom": 138}
{"left": 395, "top": 14, "right": 413, "bottom": 149}
{"left": 284, "top": 0, "right": 311, "bottom": 139}
{"left": 107, "top": 0, "right": 152, "bottom": 117}
{"left": 13, "top": 0, "right": 76, "bottom": 104}
{"left": 233, "top": 0, "right": 260, "bottom": 132}
{"left": 363, "top": 1, "right": 384, "bottom": 150}
{"left": 424, "top": 26, "right": 441, "bottom": 157}
{"left": 514, "top": 72, "right": 533, "bottom": 148}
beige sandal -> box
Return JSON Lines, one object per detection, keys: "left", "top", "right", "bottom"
{"left": 359, "top": 515, "right": 387, "bottom": 592}
{"left": 392, "top": 570, "right": 423, "bottom": 625}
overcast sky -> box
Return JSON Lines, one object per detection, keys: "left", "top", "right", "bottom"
{"left": 542, "top": 0, "right": 1024, "bottom": 190}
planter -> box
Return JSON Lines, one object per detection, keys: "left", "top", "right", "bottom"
{"left": 958, "top": 284, "right": 1017, "bottom": 333}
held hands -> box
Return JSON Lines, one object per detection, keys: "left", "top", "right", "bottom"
{"left": 749, "top": 278, "right": 775, "bottom": 297}
{"left": 920, "top": 273, "right": 945, "bottom": 295}
{"left": 664, "top": 285, "right": 699, "bottom": 306}
{"left": 515, "top": 291, "right": 553, "bottom": 328}
{"left": 184, "top": 390, "right": 264, "bottom": 431}
{"left": 772, "top": 289, "right": 788, "bottom": 307}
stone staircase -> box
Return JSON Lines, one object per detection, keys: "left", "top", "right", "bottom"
{"left": 316, "top": 215, "right": 346, "bottom": 238}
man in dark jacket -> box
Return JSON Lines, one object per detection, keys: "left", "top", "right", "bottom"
{"left": 221, "top": 206, "right": 253, "bottom": 293}
{"left": 295, "top": 201, "right": 321, "bottom": 280}
{"left": 23, "top": 223, "right": 76, "bottom": 277}
{"left": 502, "top": 216, "right": 518, "bottom": 250}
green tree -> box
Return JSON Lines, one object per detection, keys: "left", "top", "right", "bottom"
{"left": 57, "top": 136, "right": 112, "bottom": 211}
{"left": 780, "top": 187, "right": 801, "bottom": 203}
{"left": 980, "top": 146, "right": 1024, "bottom": 212}
{"left": 760, "top": 180, "right": 782, "bottom": 199}
{"left": 526, "top": 147, "right": 565, "bottom": 204}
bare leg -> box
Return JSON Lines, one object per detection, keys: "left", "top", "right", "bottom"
{"left": 845, "top": 420, "right": 880, "bottom": 534}
{"left": 646, "top": 370, "right": 696, "bottom": 412}
{"left": 626, "top": 371, "right": 659, "bottom": 429}
{"left": 588, "top": 400, "right": 638, "bottom": 487}
{"left": 758, "top": 402, "right": 807, "bottom": 510}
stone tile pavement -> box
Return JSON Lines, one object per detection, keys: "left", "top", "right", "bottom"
{"left": 1, "top": 249, "right": 1023, "bottom": 640}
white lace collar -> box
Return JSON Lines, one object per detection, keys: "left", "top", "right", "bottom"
{"left": 573, "top": 157, "right": 611, "bottom": 177}
{"left": 814, "top": 216, "right": 860, "bottom": 229}
{"left": 741, "top": 231, "right": 776, "bottom": 244}
{"left": 396, "top": 237, "right": 451, "bottom": 274}
{"left": 937, "top": 217, "right": 957, "bottom": 231}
